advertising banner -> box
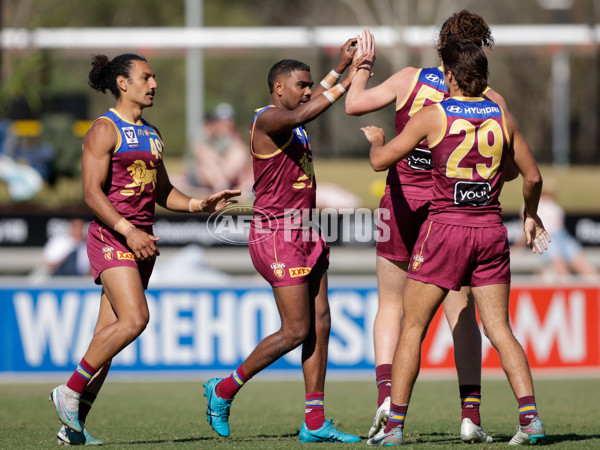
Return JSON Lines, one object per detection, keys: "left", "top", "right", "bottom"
{"left": 2, "top": 213, "right": 600, "bottom": 247}
{"left": 1, "top": 283, "right": 598, "bottom": 376}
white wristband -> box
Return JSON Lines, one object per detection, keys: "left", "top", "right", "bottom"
{"left": 323, "top": 83, "right": 346, "bottom": 104}
{"left": 320, "top": 70, "right": 342, "bottom": 90}
{"left": 189, "top": 198, "right": 203, "bottom": 213}
{"left": 323, "top": 91, "right": 335, "bottom": 104}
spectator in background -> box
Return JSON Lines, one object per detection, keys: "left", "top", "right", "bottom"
{"left": 190, "top": 102, "right": 253, "bottom": 194}
{"left": 43, "top": 218, "right": 91, "bottom": 277}
{"left": 0, "top": 119, "right": 44, "bottom": 201}
{"left": 537, "top": 179, "right": 598, "bottom": 277}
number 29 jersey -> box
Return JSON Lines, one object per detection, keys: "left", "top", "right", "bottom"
{"left": 427, "top": 96, "right": 510, "bottom": 227}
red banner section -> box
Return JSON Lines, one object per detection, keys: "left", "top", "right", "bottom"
{"left": 421, "top": 285, "right": 600, "bottom": 373}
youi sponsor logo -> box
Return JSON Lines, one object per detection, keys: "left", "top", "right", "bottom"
{"left": 207, "top": 206, "right": 278, "bottom": 245}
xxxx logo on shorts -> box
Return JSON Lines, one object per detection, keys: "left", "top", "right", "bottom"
{"left": 412, "top": 254, "right": 424, "bottom": 271}
{"left": 117, "top": 251, "right": 135, "bottom": 261}
{"left": 103, "top": 245, "right": 115, "bottom": 261}
{"left": 289, "top": 267, "right": 311, "bottom": 278}
{"left": 271, "top": 262, "right": 286, "bottom": 279}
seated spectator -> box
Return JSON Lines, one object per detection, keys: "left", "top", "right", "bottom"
{"left": 0, "top": 119, "right": 44, "bottom": 201}
{"left": 43, "top": 218, "right": 91, "bottom": 276}
{"left": 189, "top": 103, "right": 253, "bottom": 194}
{"left": 536, "top": 180, "right": 598, "bottom": 277}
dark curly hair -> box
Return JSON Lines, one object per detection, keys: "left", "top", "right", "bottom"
{"left": 88, "top": 53, "right": 147, "bottom": 99}
{"left": 437, "top": 10, "right": 494, "bottom": 58}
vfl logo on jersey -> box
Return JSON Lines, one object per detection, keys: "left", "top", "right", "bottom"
{"left": 447, "top": 105, "right": 463, "bottom": 114}
{"left": 120, "top": 160, "right": 157, "bottom": 196}
{"left": 289, "top": 267, "right": 311, "bottom": 277}
{"left": 454, "top": 181, "right": 492, "bottom": 206}
{"left": 425, "top": 73, "right": 441, "bottom": 83}
{"left": 412, "top": 254, "right": 424, "bottom": 271}
{"left": 102, "top": 245, "right": 115, "bottom": 261}
{"left": 117, "top": 251, "right": 135, "bottom": 261}
{"left": 122, "top": 127, "right": 140, "bottom": 149}
{"left": 271, "top": 262, "right": 286, "bottom": 279}
{"left": 407, "top": 147, "right": 433, "bottom": 171}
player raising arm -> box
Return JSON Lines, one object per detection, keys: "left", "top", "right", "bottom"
{"left": 362, "top": 39, "right": 549, "bottom": 446}
{"left": 203, "top": 38, "right": 367, "bottom": 444}
{"left": 347, "top": 11, "right": 511, "bottom": 442}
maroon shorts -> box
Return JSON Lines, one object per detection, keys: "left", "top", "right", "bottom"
{"left": 376, "top": 186, "right": 430, "bottom": 262}
{"left": 87, "top": 221, "right": 155, "bottom": 289}
{"left": 407, "top": 220, "right": 511, "bottom": 291}
{"left": 248, "top": 226, "right": 330, "bottom": 287}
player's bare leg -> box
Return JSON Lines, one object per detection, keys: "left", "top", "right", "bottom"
{"left": 205, "top": 282, "right": 313, "bottom": 437}
{"left": 368, "top": 257, "right": 408, "bottom": 438}
{"left": 444, "top": 287, "right": 481, "bottom": 386}
{"left": 444, "top": 287, "right": 491, "bottom": 443}
{"left": 239, "top": 283, "right": 313, "bottom": 376}
{"left": 471, "top": 284, "right": 545, "bottom": 444}
{"left": 374, "top": 258, "right": 408, "bottom": 367}
{"left": 50, "top": 267, "right": 148, "bottom": 432}
{"left": 297, "top": 268, "right": 360, "bottom": 443}
{"left": 81, "top": 290, "right": 117, "bottom": 403}
{"left": 392, "top": 279, "right": 447, "bottom": 406}
{"left": 57, "top": 291, "right": 115, "bottom": 445}
{"left": 82, "top": 267, "right": 149, "bottom": 368}
{"left": 471, "top": 284, "right": 534, "bottom": 398}
{"left": 370, "top": 280, "right": 447, "bottom": 446}
{"left": 301, "top": 268, "right": 329, "bottom": 394}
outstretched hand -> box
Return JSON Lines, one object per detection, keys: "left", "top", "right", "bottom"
{"left": 202, "top": 189, "right": 241, "bottom": 213}
{"left": 338, "top": 37, "right": 358, "bottom": 69}
{"left": 360, "top": 126, "right": 385, "bottom": 146}
{"left": 524, "top": 214, "right": 551, "bottom": 254}
{"left": 355, "top": 29, "right": 376, "bottom": 70}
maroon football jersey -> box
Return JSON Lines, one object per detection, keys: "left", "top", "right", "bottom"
{"left": 389, "top": 67, "right": 449, "bottom": 200}
{"left": 90, "top": 109, "right": 164, "bottom": 227}
{"left": 427, "top": 97, "right": 509, "bottom": 227}
{"left": 250, "top": 106, "right": 317, "bottom": 228}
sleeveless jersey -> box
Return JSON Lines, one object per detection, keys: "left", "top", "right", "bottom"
{"left": 427, "top": 97, "right": 510, "bottom": 227}
{"left": 250, "top": 106, "right": 316, "bottom": 228}
{"left": 92, "top": 108, "right": 164, "bottom": 227}
{"left": 390, "top": 67, "right": 448, "bottom": 199}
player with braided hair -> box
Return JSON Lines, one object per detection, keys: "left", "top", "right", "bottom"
{"left": 49, "top": 53, "right": 239, "bottom": 445}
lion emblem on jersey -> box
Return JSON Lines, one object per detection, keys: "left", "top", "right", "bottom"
{"left": 271, "top": 262, "right": 286, "bottom": 279}
{"left": 412, "top": 254, "right": 424, "bottom": 271}
{"left": 293, "top": 153, "right": 314, "bottom": 189}
{"left": 120, "top": 160, "right": 157, "bottom": 196}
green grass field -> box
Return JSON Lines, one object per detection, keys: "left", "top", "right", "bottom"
{"left": 3, "top": 377, "right": 600, "bottom": 448}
